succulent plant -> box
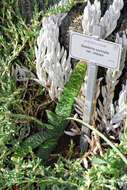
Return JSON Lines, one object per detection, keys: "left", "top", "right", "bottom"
{"left": 82, "top": 0, "right": 124, "bottom": 38}
{"left": 35, "top": 14, "right": 72, "bottom": 100}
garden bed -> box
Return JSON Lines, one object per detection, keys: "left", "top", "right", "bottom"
{"left": 0, "top": 0, "right": 127, "bottom": 189}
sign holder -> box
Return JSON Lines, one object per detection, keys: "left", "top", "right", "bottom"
{"left": 69, "top": 25, "right": 122, "bottom": 151}
{"left": 83, "top": 26, "right": 101, "bottom": 125}
{"left": 83, "top": 63, "right": 98, "bottom": 124}
{"left": 81, "top": 27, "right": 101, "bottom": 151}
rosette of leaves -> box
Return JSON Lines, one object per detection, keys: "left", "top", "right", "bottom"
{"left": 14, "top": 63, "right": 87, "bottom": 160}
{"left": 35, "top": 14, "right": 72, "bottom": 100}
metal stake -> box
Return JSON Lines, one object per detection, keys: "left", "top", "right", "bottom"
{"left": 80, "top": 26, "right": 101, "bottom": 152}
{"left": 83, "top": 63, "right": 98, "bottom": 124}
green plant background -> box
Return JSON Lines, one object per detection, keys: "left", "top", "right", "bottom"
{"left": 0, "top": 0, "right": 127, "bottom": 189}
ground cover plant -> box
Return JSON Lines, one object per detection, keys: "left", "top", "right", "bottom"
{"left": 0, "top": 0, "right": 127, "bottom": 189}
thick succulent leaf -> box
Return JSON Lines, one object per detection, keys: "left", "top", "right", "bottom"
{"left": 55, "top": 63, "right": 87, "bottom": 118}
{"left": 14, "top": 131, "right": 46, "bottom": 158}
{"left": 38, "top": 62, "right": 87, "bottom": 160}
{"left": 46, "top": 110, "right": 63, "bottom": 126}
{"left": 14, "top": 123, "right": 54, "bottom": 157}
{"left": 14, "top": 63, "right": 87, "bottom": 159}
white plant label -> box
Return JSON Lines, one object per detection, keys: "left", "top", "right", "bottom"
{"left": 70, "top": 32, "right": 122, "bottom": 69}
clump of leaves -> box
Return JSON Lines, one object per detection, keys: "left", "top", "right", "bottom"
{"left": 14, "top": 62, "right": 87, "bottom": 160}
{"left": 0, "top": 154, "right": 85, "bottom": 190}
{"left": 84, "top": 144, "right": 127, "bottom": 190}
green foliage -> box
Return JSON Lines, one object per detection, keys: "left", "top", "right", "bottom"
{"left": 14, "top": 63, "right": 87, "bottom": 160}
{"left": 1, "top": 0, "right": 127, "bottom": 190}
{"left": 56, "top": 63, "right": 87, "bottom": 118}
{"left": 36, "top": 63, "right": 87, "bottom": 160}
{"left": 0, "top": 1, "right": 87, "bottom": 189}
{"left": 84, "top": 148, "right": 127, "bottom": 190}
{"left": 0, "top": 0, "right": 41, "bottom": 158}
{"left": 44, "top": 0, "right": 77, "bottom": 16}
{"left": 0, "top": 156, "right": 85, "bottom": 190}
{"left": 71, "top": 118, "right": 127, "bottom": 190}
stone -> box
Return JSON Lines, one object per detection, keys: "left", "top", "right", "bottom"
{"left": 18, "top": 0, "right": 33, "bottom": 24}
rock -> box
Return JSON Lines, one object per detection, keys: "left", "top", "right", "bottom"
{"left": 18, "top": 0, "right": 60, "bottom": 24}
{"left": 59, "top": 3, "right": 86, "bottom": 51}
{"left": 18, "top": 0, "right": 33, "bottom": 24}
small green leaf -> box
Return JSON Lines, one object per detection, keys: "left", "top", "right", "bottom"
{"left": 40, "top": 183, "right": 46, "bottom": 190}
{"left": 92, "top": 157, "right": 107, "bottom": 165}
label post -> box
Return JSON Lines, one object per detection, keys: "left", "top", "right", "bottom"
{"left": 69, "top": 27, "right": 122, "bottom": 151}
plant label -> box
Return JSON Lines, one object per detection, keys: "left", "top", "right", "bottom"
{"left": 70, "top": 31, "right": 122, "bottom": 69}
